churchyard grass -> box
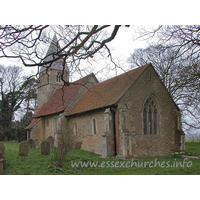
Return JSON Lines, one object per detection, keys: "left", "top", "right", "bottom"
{"left": 3, "top": 141, "right": 200, "bottom": 175}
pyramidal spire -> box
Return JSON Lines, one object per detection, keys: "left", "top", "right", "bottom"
{"left": 40, "top": 34, "right": 67, "bottom": 72}
{"left": 45, "top": 34, "right": 61, "bottom": 56}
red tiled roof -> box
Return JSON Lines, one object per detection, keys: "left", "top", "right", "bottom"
{"left": 66, "top": 64, "right": 150, "bottom": 116}
{"left": 25, "top": 118, "right": 41, "bottom": 130}
{"left": 33, "top": 73, "right": 96, "bottom": 118}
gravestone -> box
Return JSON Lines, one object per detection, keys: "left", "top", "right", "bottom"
{"left": 34, "top": 139, "right": 40, "bottom": 148}
{"left": 46, "top": 136, "right": 54, "bottom": 147}
{"left": 0, "top": 142, "right": 5, "bottom": 161}
{"left": 41, "top": 141, "right": 50, "bottom": 155}
{"left": 28, "top": 139, "right": 35, "bottom": 148}
{"left": 75, "top": 142, "right": 82, "bottom": 149}
{"left": 19, "top": 141, "right": 29, "bottom": 156}
{"left": 0, "top": 142, "right": 6, "bottom": 174}
{"left": 0, "top": 159, "right": 4, "bottom": 175}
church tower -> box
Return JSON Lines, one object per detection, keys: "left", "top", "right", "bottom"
{"left": 35, "top": 35, "right": 69, "bottom": 111}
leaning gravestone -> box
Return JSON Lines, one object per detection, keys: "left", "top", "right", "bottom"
{"left": 46, "top": 136, "right": 54, "bottom": 148}
{"left": 34, "top": 139, "right": 40, "bottom": 148}
{"left": 28, "top": 139, "right": 35, "bottom": 148}
{"left": 41, "top": 141, "right": 50, "bottom": 155}
{"left": 19, "top": 141, "right": 29, "bottom": 156}
{"left": 75, "top": 142, "right": 82, "bottom": 149}
{"left": 0, "top": 142, "right": 6, "bottom": 175}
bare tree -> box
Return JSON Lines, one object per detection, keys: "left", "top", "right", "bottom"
{"left": 128, "top": 44, "right": 200, "bottom": 135}
{"left": 128, "top": 44, "right": 182, "bottom": 99}
{"left": 132, "top": 25, "right": 200, "bottom": 136}
{"left": 0, "top": 25, "right": 129, "bottom": 82}
{"left": 134, "top": 25, "right": 200, "bottom": 77}
{"left": 0, "top": 65, "right": 37, "bottom": 140}
{"left": 21, "top": 77, "right": 37, "bottom": 121}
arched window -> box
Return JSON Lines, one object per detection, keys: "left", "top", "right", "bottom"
{"left": 56, "top": 73, "right": 61, "bottom": 82}
{"left": 143, "top": 96, "right": 158, "bottom": 135}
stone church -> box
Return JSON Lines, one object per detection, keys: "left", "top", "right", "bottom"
{"left": 26, "top": 36, "right": 185, "bottom": 158}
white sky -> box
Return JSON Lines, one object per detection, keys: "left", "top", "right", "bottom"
{"left": 108, "top": 26, "right": 148, "bottom": 57}
{"left": 0, "top": 26, "right": 150, "bottom": 79}
{"left": 0, "top": 25, "right": 149, "bottom": 80}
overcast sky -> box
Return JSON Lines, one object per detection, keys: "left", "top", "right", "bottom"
{"left": 0, "top": 25, "right": 149, "bottom": 80}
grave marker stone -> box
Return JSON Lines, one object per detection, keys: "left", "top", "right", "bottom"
{"left": 41, "top": 141, "right": 50, "bottom": 155}
{"left": 19, "top": 141, "right": 29, "bottom": 156}
{"left": 28, "top": 139, "right": 35, "bottom": 148}
{"left": 0, "top": 142, "right": 5, "bottom": 160}
{"left": 0, "top": 142, "right": 6, "bottom": 174}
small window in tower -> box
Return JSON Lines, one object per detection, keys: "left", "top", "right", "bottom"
{"left": 56, "top": 74, "right": 61, "bottom": 82}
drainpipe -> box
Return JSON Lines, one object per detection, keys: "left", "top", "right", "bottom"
{"left": 111, "top": 107, "right": 117, "bottom": 156}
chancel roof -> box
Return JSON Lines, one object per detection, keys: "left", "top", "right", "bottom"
{"left": 66, "top": 64, "right": 150, "bottom": 116}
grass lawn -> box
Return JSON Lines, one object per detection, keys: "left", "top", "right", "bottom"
{"left": 2, "top": 141, "right": 200, "bottom": 175}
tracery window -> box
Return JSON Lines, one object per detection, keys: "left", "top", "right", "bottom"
{"left": 143, "top": 96, "right": 158, "bottom": 135}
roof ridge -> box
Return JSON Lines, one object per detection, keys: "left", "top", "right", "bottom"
{"left": 66, "top": 63, "right": 151, "bottom": 116}
{"left": 71, "top": 73, "right": 96, "bottom": 85}
{"left": 93, "top": 63, "right": 151, "bottom": 86}
{"left": 63, "top": 73, "right": 97, "bottom": 112}
{"left": 115, "top": 64, "right": 151, "bottom": 104}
